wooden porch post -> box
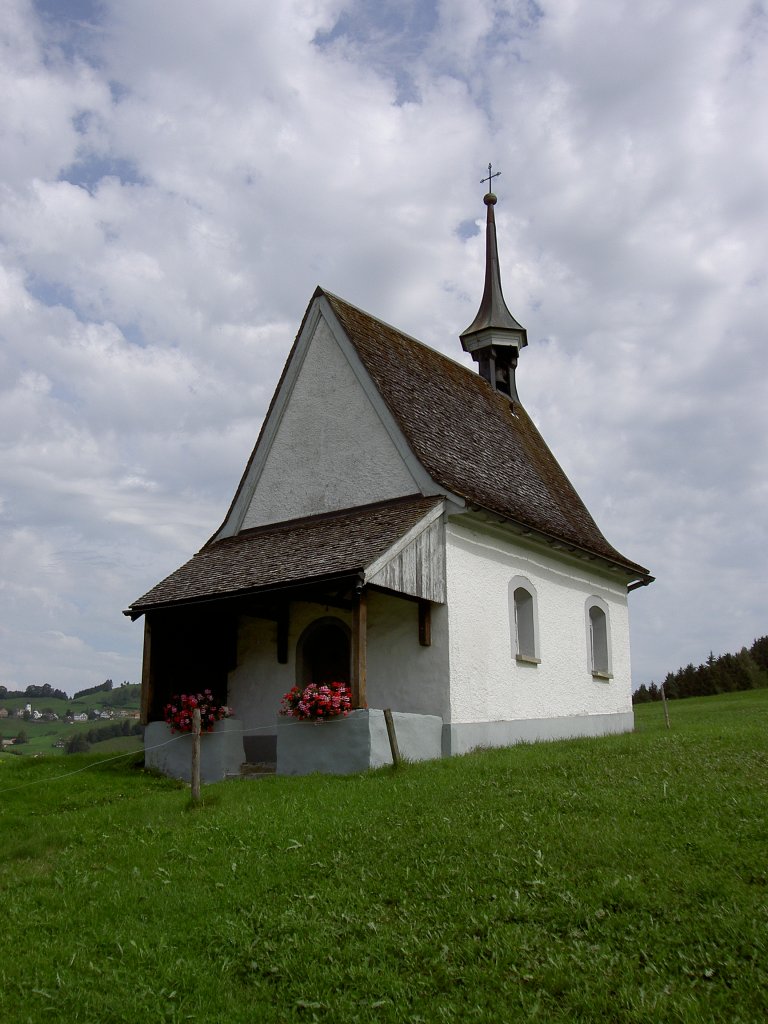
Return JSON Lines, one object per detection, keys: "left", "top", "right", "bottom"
{"left": 351, "top": 588, "right": 368, "bottom": 709}
{"left": 140, "top": 615, "right": 153, "bottom": 726}
{"left": 418, "top": 599, "right": 432, "bottom": 647}
{"left": 276, "top": 603, "right": 289, "bottom": 665}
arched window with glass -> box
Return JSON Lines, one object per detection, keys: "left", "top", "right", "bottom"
{"left": 585, "top": 597, "right": 612, "bottom": 679}
{"left": 508, "top": 577, "right": 540, "bottom": 664}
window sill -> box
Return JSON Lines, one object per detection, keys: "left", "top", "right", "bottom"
{"left": 516, "top": 654, "right": 541, "bottom": 665}
{"left": 592, "top": 670, "right": 613, "bottom": 681}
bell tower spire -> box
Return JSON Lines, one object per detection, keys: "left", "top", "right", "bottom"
{"left": 460, "top": 165, "right": 528, "bottom": 400}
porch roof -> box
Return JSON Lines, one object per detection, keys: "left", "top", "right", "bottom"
{"left": 127, "top": 494, "right": 442, "bottom": 617}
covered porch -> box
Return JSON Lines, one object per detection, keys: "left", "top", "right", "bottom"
{"left": 126, "top": 495, "right": 448, "bottom": 777}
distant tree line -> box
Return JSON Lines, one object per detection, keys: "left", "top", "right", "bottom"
{"left": 71, "top": 679, "right": 137, "bottom": 702}
{"left": 634, "top": 636, "right": 768, "bottom": 704}
{"left": 0, "top": 679, "right": 138, "bottom": 703}
{"left": 73, "top": 679, "right": 114, "bottom": 699}
{"left": 0, "top": 683, "right": 69, "bottom": 702}
{"left": 106, "top": 683, "right": 142, "bottom": 707}
{"left": 64, "top": 719, "right": 143, "bottom": 754}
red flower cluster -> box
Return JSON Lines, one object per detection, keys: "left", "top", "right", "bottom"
{"left": 279, "top": 682, "right": 352, "bottom": 721}
{"left": 163, "top": 690, "right": 232, "bottom": 734}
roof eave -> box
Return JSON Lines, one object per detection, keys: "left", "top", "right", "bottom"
{"left": 124, "top": 569, "right": 365, "bottom": 621}
{"left": 460, "top": 502, "right": 653, "bottom": 585}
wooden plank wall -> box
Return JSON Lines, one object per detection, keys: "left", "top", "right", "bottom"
{"left": 368, "top": 519, "right": 446, "bottom": 603}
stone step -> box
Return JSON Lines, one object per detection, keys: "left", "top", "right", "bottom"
{"left": 228, "top": 761, "right": 277, "bottom": 779}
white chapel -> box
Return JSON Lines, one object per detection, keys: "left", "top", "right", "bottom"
{"left": 128, "top": 183, "right": 652, "bottom": 777}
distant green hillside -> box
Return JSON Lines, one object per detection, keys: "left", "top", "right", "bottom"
{"left": 88, "top": 734, "right": 144, "bottom": 755}
{"left": 0, "top": 683, "right": 140, "bottom": 713}
{"left": 0, "top": 684, "right": 141, "bottom": 757}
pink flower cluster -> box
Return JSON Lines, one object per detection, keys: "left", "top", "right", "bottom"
{"left": 163, "top": 690, "right": 232, "bottom": 734}
{"left": 279, "top": 681, "right": 352, "bottom": 721}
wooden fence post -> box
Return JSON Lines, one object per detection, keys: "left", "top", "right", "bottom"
{"left": 191, "top": 708, "right": 202, "bottom": 802}
{"left": 383, "top": 708, "right": 401, "bottom": 768}
{"left": 352, "top": 589, "right": 368, "bottom": 709}
{"left": 660, "top": 682, "right": 671, "bottom": 730}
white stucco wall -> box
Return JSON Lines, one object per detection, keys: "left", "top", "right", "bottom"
{"left": 242, "top": 317, "right": 418, "bottom": 529}
{"left": 227, "top": 603, "right": 351, "bottom": 744}
{"left": 444, "top": 516, "right": 633, "bottom": 726}
{"left": 366, "top": 590, "right": 450, "bottom": 719}
{"left": 227, "top": 516, "right": 636, "bottom": 760}
{"left": 227, "top": 591, "right": 451, "bottom": 749}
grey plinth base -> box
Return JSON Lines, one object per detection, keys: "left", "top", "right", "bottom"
{"left": 276, "top": 709, "right": 443, "bottom": 776}
{"left": 144, "top": 718, "right": 245, "bottom": 784}
{"left": 442, "top": 710, "right": 635, "bottom": 757}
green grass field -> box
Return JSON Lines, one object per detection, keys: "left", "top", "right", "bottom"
{"left": 1, "top": 691, "right": 766, "bottom": 1023}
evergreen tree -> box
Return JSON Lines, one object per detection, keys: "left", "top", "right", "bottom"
{"left": 633, "top": 684, "right": 651, "bottom": 704}
{"left": 749, "top": 636, "right": 768, "bottom": 672}
{"left": 638, "top": 637, "right": 768, "bottom": 704}
{"left": 662, "top": 672, "right": 678, "bottom": 700}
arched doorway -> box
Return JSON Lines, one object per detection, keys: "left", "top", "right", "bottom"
{"left": 296, "top": 617, "right": 351, "bottom": 687}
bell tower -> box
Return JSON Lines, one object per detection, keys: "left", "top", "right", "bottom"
{"left": 460, "top": 167, "right": 528, "bottom": 400}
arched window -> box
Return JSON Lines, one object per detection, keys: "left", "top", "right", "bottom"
{"left": 508, "top": 577, "right": 540, "bottom": 664}
{"left": 296, "top": 617, "right": 351, "bottom": 687}
{"left": 585, "top": 598, "right": 612, "bottom": 679}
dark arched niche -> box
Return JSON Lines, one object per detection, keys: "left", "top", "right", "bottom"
{"left": 296, "top": 617, "right": 351, "bottom": 687}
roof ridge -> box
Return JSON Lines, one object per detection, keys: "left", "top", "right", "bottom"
{"left": 321, "top": 288, "right": 479, "bottom": 379}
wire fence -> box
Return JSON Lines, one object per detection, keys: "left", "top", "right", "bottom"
{"left": 0, "top": 719, "right": 286, "bottom": 797}
{"left": 0, "top": 731, "right": 179, "bottom": 796}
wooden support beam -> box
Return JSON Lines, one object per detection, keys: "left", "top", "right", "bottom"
{"left": 276, "top": 604, "right": 289, "bottom": 664}
{"left": 418, "top": 599, "right": 432, "bottom": 647}
{"left": 351, "top": 588, "right": 368, "bottom": 709}
{"left": 140, "top": 616, "right": 153, "bottom": 726}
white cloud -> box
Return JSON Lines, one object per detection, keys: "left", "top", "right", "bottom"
{"left": 0, "top": 0, "right": 765, "bottom": 693}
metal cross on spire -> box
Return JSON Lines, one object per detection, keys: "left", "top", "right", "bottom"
{"left": 480, "top": 162, "right": 501, "bottom": 194}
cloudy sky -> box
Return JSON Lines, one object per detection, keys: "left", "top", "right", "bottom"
{"left": 1, "top": 0, "right": 766, "bottom": 696}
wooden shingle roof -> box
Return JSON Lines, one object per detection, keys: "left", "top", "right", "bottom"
{"left": 128, "top": 495, "right": 442, "bottom": 615}
{"left": 128, "top": 284, "right": 649, "bottom": 619}
{"left": 322, "top": 290, "right": 650, "bottom": 578}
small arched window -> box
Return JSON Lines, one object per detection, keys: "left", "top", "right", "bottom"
{"left": 508, "top": 577, "right": 540, "bottom": 664}
{"left": 585, "top": 598, "right": 612, "bottom": 679}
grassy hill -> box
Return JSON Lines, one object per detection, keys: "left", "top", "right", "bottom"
{"left": 88, "top": 733, "right": 144, "bottom": 755}
{"left": 0, "top": 691, "right": 766, "bottom": 1023}
{"left": 0, "top": 684, "right": 141, "bottom": 756}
